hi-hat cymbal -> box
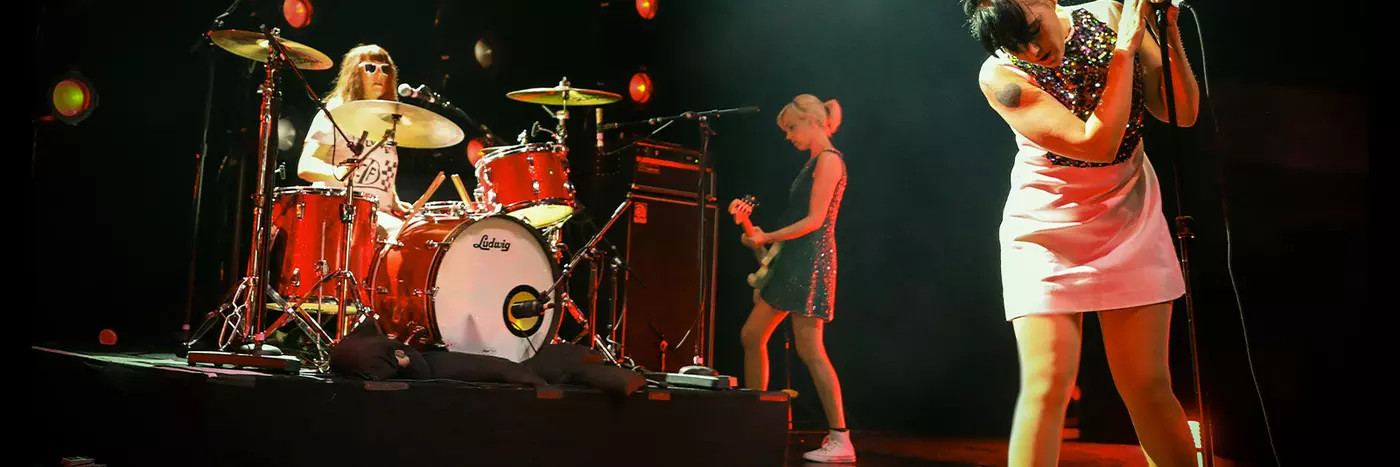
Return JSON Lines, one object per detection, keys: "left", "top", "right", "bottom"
{"left": 506, "top": 85, "right": 622, "bottom": 106}
{"left": 329, "top": 100, "right": 465, "bottom": 149}
{"left": 210, "top": 30, "right": 333, "bottom": 70}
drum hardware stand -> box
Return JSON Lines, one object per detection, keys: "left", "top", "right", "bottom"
{"left": 187, "top": 26, "right": 374, "bottom": 372}
{"left": 187, "top": 26, "right": 308, "bottom": 371}
{"left": 281, "top": 125, "right": 394, "bottom": 342}
{"left": 526, "top": 197, "right": 635, "bottom": 367}
{"left": 539, "top": 77, "right": 573, "bottom": 141}
{"left": 182, "top": 0, "right": 242, "bottom": 345}
{"left": 264, "top": 30, "right": 399, "bottom": 346}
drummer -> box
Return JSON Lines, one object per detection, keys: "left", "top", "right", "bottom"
{"left": 297, "top": 44, "right": 413, "bottom": 242}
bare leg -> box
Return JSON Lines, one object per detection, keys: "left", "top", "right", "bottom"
{"left": 1099, "top": 302, "right": 1196, "bottom": 467}
{"left": 740, "top": 291, "right": 788, "bottom": 390}
{"left": 1008, "top": 313, "right": 1084, "bottom": 467}
{"left": 791, "top": 314, "right": 846, "bottom": 430}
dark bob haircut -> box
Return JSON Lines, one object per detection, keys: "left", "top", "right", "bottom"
{"left": 962, "top": 0, "right": 1044, "bottom": 55}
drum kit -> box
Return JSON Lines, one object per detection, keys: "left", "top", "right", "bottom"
{"left": 183, "top": 27, "right": 634, "bottom": 372}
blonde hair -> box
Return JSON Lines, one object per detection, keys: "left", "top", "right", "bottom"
{"left": 324, "top": 44, "right": 399, "bottom": 106}
{"left": 777, "top": 94, "right": 843, "bottom": 136}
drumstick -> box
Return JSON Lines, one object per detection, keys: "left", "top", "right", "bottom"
{"left": 453, "top": 174, "right": 483, "bottom": 210}
{"left": 450, "top": 174, "right": 471, "bottom": 204}
{"left": 410, "top": 171, "right": 446, "bottom": 217}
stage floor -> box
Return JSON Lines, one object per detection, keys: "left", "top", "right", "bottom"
{"left": 30, "top": 346, "right": 1242, "bottom": 467}
{"left": 29, "top": 346, "right": 790, "bottom": 467}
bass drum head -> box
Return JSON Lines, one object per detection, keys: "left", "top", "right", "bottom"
{"left": 432, "top": 215, "right": 560, "bottom": 362}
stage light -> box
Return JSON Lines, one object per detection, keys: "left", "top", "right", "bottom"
{"left": 50, "top": 71, "right": 97, "bottom": 126}
{"left": 629, "top": 71, "right": 653, "bottom": 104}
{"left": 283, "top": 0, "right": 313, "bottom": 28}
{"left": 277, "top": 118, "right": 297, "bottom": 151}
{"left": 474, "top": 39, "right": 493, "bottom": 69}
{"left": 636, "top": 0, "right": 657, "bottom": 19}
{"left": 467, "top": 137, "right": 488, "bottom": 166}
{"left": 99, "top": 329, "right": 118, "bottom": 346}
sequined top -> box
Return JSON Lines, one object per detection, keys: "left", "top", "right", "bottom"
{"left": 757, "top": 149, "right": 846, "bottom": 321}
{"left": 1008, "top": 8, "right": 1145, "bottom": 168}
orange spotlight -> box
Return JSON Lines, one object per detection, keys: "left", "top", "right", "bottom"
{"left": 50, "top": 71, "right": 97, "bottom": 125}
{"left": 283, "top": 0, "right": 313, "bottom": 29}
{"left": 636, "top": 0, "right": 657, "bottom": 20}
{"left": 629, "top": 71, "right": 653, "bottom": 104}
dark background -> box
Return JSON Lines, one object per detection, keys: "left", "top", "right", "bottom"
{"left": 29, "top": 1, "right": 1366, "bottom": 465}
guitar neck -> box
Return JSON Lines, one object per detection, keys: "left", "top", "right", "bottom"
{"left": 738, "top": 218, "right": 760, "bottom": 238}
{"left": 737, "top": 217, "right": 772, "bottom": 258}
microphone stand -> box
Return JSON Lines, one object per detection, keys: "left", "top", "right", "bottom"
{"left": 1154, "top": 3, "right": 1213, "bottom": 466}
{"left": 599, "top": 106, "right": 757, "bottom": 371}
{"left": 181, "top": 0, "right": 241, "bottom": 349}
{"left": 522, "top": 197, "right": 637, "bottom": 367}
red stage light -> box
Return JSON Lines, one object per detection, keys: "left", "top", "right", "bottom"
{"left": 636, "top": 0, "right": 657, "bottom": 20}
{"left": 629, "top": 72, "right": 653, "bottom": 104}
{"left": 467, "top": 138, "right": 488, "bottom": 166}
{"left": 283, "top": 0, "right": 313, "bottom": 29}
{"left": 99, "top": 329, "right": 118, "bottom": 346}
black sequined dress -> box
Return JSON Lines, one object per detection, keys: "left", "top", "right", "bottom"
{"left": 758, "top": 149, "right": 846, "bottom": 321}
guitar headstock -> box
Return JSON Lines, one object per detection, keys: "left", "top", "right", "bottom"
{"left": 728, "top": 195, "right": 758, "bottom": 223}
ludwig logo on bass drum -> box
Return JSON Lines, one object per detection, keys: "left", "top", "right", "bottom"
{"left": 473, "top": 235, "right": 511, "bottom": 252}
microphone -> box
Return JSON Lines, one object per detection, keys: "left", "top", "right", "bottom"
{"left": 509, "top": 298, "right": 553, "bottom": 320}
{"left": 530, "top": 121, "right": 541, "bottom": 138}
{"left": 397, "top": 83, "right": 440, "bottom": 104}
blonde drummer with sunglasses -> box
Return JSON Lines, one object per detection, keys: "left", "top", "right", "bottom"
{"left": 297, "top": 44, "right": 414, "bottom": 242}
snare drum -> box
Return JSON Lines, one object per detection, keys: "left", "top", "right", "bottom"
{"left": 418, "top": 200, "right": 472, "bottom": 219}
{"left": 268, "top": 186, "right": 380, "bottom": 302}
{"left": 369, "top": 214, "right": 561, "bottom": 362}
{"left": 475, "top": 142, "right": 575, "bottom": 228}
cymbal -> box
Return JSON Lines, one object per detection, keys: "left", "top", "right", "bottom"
{"left": 506, "top": 85, "right": 622, "bottom": 106}
{"left": 210, "top": 30, "right": 333, "bottom": 70}
{"left": 329, "top": 100, "right": 465, "bottom": 149}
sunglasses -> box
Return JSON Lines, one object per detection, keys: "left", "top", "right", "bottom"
{"left": 361, "top": 63, "right": 391, "bottom": 74}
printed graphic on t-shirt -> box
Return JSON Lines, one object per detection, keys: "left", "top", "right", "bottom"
{"left": 355, "top": 158, "right": 397, "bottom": 192}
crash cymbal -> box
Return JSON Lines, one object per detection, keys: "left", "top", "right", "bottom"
{"left": 329, "top": 100, "right": 465, "bottom": 149}
{"left": 210, "top": 30, "right": 333, "bottom": 70}
{"left": 506, "top": 85, "right": 622, "bottom": 106}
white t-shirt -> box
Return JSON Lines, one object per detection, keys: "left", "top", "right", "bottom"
{"left": 305, "top": 102, "right": 399, "bottom": 213}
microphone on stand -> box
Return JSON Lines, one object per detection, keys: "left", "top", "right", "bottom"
{"left": 509, "top": 298, "right": 553, "bottom": 319}
{"left": 397, "top": 83, "right": 440, "bottom": 104}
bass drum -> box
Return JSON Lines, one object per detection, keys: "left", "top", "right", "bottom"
{"left": 369, "top": 214, "right": 560, "bottom": 362}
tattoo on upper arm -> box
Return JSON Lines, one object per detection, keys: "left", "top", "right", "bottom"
{"left": 995, "top": 82, "right": 1022, "bottom": 108}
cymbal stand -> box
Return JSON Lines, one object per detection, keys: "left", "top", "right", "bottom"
{"left": 184, "top": 26, "right": 304, "bottom": 370}
{"left": 537, "top": 77, "right": 572, "bottom": 143}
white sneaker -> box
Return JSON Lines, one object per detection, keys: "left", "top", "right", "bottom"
{"left": 801, "top": 430, "right": 856, "bottom": 463}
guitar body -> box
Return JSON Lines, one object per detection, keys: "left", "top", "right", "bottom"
{"left": 747, "top": 241, "right": 782, "bottom": 289}
{"left": 729, "top": 195, "right": 782, "bottom": 290}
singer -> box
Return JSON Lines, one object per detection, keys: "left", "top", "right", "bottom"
{"left": 961, "top": 0, "right": 1199, "bottom": 466}
{"left": 740, "top": 94, "right": 854, "bottom": 463}
{"left": 297, "top": 44, "right": 413, "bottom": 241}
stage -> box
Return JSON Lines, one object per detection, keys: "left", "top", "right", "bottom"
{"left": 29, "top": 346, "right": 790, "bottom": 467}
